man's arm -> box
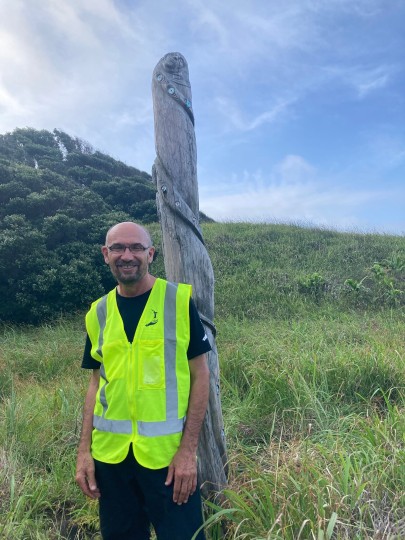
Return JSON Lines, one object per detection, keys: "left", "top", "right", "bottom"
{"left": 165, "top": 353, "right": 210, "bottom": 504}
{"left": 75, "top": 369, "right": 101, "bottom": 499}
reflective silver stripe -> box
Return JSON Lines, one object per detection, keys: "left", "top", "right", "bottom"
{"left": 93, "top": 415, "right": 132, "bottom": 434}
{"left": 137, "top": 281, "right": 183, "bottom": 437}
{"left": 99, "top": 364, "right": 108, "bottom": 410}
{"left": 96, "top": 295, "right": 108, "bottom": 357}
{"left": 138, "top": 416, "right": 185, "bottom": 436}
{"left": 164, "top": 282, "right": 178, "bottom": 421}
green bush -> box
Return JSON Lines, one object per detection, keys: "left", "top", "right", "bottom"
{"left": 0, "top": 128, "right": 158, "bottom": 324}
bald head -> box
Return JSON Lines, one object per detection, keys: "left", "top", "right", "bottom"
{"left": 105, "top": 222, "right": 153, "bottom": 248}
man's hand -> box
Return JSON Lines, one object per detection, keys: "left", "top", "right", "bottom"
{"left": 164, "top": 354, "right": 209, "bottom": 505}
{"left": 165, "top": 448, "right": 197, "bottom": 505}
{"left": 76, "top": 370, "right": 100, "bottom": 499}
{"left": 75, "top": 451, "right": 101, "bottom": 499}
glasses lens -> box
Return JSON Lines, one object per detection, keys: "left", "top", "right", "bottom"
{"left": 109, "top": 244, "right": 124, "bottom": 253}
{"left": 129, "top": 244, "right": 147, "bottom": 252}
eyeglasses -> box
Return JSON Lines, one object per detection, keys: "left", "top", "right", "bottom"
{"left": 107, "top": 244, "right": 151, "bottom": 254}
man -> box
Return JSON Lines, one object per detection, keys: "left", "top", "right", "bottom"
{"left": 76, "top": 221, "right": 210, "bottom": 540}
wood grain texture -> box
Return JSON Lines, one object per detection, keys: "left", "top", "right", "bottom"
{"left": 152, "top": 52, "right": 227, "bottom": 496}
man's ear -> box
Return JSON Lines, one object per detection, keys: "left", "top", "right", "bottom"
{"left": 148, "top": 247, "right": 156, "bottom": 264}
{"left": 101, "top": 246, "right": 109, "bottom": 264}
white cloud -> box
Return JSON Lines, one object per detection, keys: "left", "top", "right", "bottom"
{"left": 199, "top": 157, "right": 404, "bottom": 232}
{"left": 356, "top": 72, "right": 390, "bottom": 98}
{"left": 273, "top": 155, "right": 316, "bottom": 183}
{"left": 213, "top": 96, "right": 295, "bottom": 133}
{"left": 322, "top": 65, "right": 395, "bottom": 99}
{"left": 0, "top": 83, "right": 26, "bottom": 116}
{"left": 200, "top": 182, "right": 400, "bottom": 231}
{"left": 0, "top": 0, "right": 162, "bottom": 161}
{"left": 187, "top": 0, "right": 229, "bottom": 49}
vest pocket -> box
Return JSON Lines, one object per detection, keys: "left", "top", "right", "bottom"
{"left": 137, "top": 339, "right": 165, "bottom": 389}
{"left": 142, "top": 355, "right": 164, "bottom": 386}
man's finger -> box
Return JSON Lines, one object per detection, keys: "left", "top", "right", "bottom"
{"left": 176, "top": 475, "right": 194, "bottom": 505}
{"left": 76, "top": 474, "right": 92, "bottom": 498}
{"left": 165, "top": 464, "right": 174, "bottom": 486}
{"left": 172, "top": 474, "right": 182, "bottom": 503}
{"left": 76, "top": 471, "right": 100, "bottom": 499}
{"left": 86, "top": 470, "right": 98, "bottom": 492}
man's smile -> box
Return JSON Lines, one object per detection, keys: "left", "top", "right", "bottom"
{"left": 117, "top": 263, "right": 138, "bottom": 271}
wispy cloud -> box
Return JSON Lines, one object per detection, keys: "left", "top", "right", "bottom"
{"left": 321, "top": 64, "right": 396, "bottom": 99}
{"left": 187, "top": 0, "right": 229, "bottom": 49}
{"left": 354, "top": 69, "right": 391, "bottom": 99}
{"left": 200, "top": 179, "right": 403, "bottom": 232}
{"left": 213, "top": 96, "right": 295, "bottom": 133}
{"left": 200, "top": 156, "right": 405, "bottom": 232}
{"left": 0, "top": 0, "right": 160, "bottom": 164}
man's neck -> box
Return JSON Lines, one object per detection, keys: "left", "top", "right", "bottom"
{"left": 117, "top": 274, "right": 157, "bottom": 297}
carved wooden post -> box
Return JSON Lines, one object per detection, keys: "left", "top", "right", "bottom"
{"left": 152, "top": 52, "right": 227, "bottom": 497}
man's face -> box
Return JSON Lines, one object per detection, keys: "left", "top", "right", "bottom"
{"left": 101, "top": 223, "right": 155, "bottom": 286}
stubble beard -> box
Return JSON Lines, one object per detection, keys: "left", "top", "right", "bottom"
{"left": 112, "top": 262, "right": 147, "bottom": 285}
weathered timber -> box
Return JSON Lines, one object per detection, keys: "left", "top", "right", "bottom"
{"left": 152, "top": 52, "right": 228, "bottom": 497}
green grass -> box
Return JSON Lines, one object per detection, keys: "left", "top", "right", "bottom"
{"left": 212, "top": 313, "right": 404, "bottom": 539}
{"left": 1, "top": 222, "right": 404, "bottom": 539}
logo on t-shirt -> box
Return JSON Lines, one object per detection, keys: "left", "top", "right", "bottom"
{"left": 145, "top": 309, "right": 158, "bottom": 327}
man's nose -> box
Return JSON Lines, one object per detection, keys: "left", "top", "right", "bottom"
{"left": 121, "top": 247, "right": 135, "bottom": 259}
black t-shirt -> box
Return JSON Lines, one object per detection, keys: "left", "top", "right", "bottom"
{"left": 81, "top": 289, "right": 211, "bottom": 369}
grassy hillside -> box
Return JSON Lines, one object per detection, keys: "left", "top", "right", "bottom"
{"left": 0, "top": 223, "right": 404, "bottom": 539}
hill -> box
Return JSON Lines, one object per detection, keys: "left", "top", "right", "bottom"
{"left": 0, "top": 127, "right": 158, "bottom": 323}
{"left": 0, "top": 127, "right": 156, "bottom": 220}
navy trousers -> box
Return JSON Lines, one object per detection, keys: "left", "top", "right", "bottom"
{"left": 94, "top": 447, "right": 206, "bottom": 540}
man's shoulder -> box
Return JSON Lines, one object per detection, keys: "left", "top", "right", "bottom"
{"left": 154, "top": 278, "right": 192, "bottom": 294}
{"left": 87, "top": 289, "right": 115, "bottom": 312}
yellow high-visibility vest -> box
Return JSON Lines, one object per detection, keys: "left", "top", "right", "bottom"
{"left": 85, "top": 278, "right": 191, "bottom": 468}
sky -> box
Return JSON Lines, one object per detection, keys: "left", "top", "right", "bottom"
{"left": 0, "top": 0, "right": 404, "bottom": 234}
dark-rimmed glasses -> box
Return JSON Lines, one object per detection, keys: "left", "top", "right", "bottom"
{"left": 107, "top": 244, "right": 151, "bottom": 254}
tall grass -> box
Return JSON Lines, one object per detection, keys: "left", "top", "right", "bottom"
{"left": 1, "top": 222, "right": 404, "bottom": 539}
{"left": 210, "top": 313, "right": 404, "bottom": 539}
{"left": 0, "top": 320, "right": 99, "bottom": 539}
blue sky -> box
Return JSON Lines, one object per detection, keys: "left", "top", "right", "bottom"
{"left": 0, "top": 0, "right": 404, "bottom": 234}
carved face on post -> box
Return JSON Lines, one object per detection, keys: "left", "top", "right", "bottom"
{"left": 160, "top": 52, "right": 190, "bottom": 87}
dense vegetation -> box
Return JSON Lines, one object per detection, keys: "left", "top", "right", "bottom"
{"left": 0, "top": 127, "right": 156, "bottom": 324}
{"left": 0, "top": 222, "right": 404, "bottom": 539}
